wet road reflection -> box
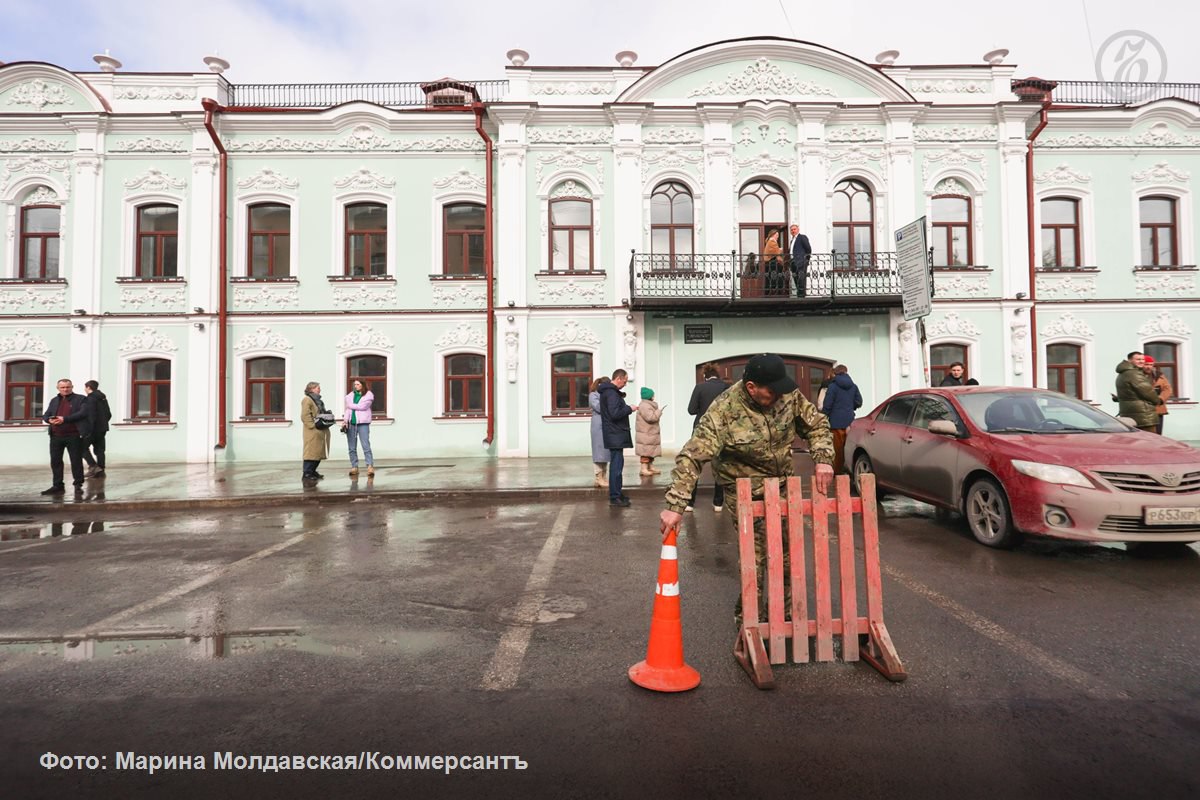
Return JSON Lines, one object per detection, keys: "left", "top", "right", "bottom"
{"left": 0, "top": 628, "right": 330, "bottom": 660}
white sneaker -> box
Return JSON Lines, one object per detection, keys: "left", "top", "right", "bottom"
{"left": 713, "top": 505, "right": 723, "bottom": 512}
{"left": 684, "top": 505, "right": 694, "bottom": 512}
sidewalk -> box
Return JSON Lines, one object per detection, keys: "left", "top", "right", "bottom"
{"left": 0, "top": 456, "right": 781, "bottom": 515}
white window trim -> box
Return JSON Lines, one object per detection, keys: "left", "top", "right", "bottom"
{"left": 924, "top": 169, "right": 986, "bottom": 268}
{"left": 0, "top": 354, "right": 49, "bottom": 421}
{"left": 332, "top": 190, "right": 395, "bottom": 278}
{"left": 122, "top": 192, "right": 187, "bottom": 279}
{"left": 1132, "top": 185, "right": 1194, "bottom": 268}
{"left": 537, "top": 173, "right": 603, "bottom": 274}
{"left": 825, "top": 171, "right": 889, "bottom": 261}
{"left": 1139, "top": 335, "right": 1191, "bottom": 401}
{"left": 1040, "top": 338, "right": 1092, "bottom": 402}
{"left": 3, "top": 179, "right": 69, "bottom": 279}
{"left": 120, "top": 350, "right": 177, "bottom": 422}
{"left": 641, "top": 173, "right": 703, "bottom": 255}
{"left": 337, "top": 350, "right": 391, "bottom": 419}
{"left": 234, "top": 350, "right": 292, "bottom": 420}
{"left": 233, "top": 191, "right": 300, "bottom": 279}
{"left": 431, "top": 191, "right": 486, "bottom": 277}
{"left": 1034, "top": 187, "right": 1096, "bottom": 269}
{"left": 432, "top": 347, "right": 487, "bottom": 420}
{"left": 732, "top": 176, "right": 792, "bottom": 252}
{"left": 542, "top": 345, "right": 598, "bottom": 418}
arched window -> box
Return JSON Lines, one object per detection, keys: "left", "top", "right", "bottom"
{"left": 136, "top": 204, "right": 179, "bottom": 277}
{"left": 1046, "top": 344, "right": 1082, "bottom": 399}
{"left": 346, "top": 355, "right": 387, "bottom": 416}
{"left": 1144, "top": 341, "right": 1179, "bottom": 395}
{"left": 738, "top": 180, "right": 787, "bottom": 255}
{"left": 131, "top": 358, "right": 171, "bottom": 419}
{"left": 1139, "top": 196, "right": 1178, "bottom": 266}
{"left": 345, "top": 203, "right": 388, "bottom": 276}
{"left": 443, "top": 203, "right": 485, "bottom": 276}
{"left": 930, "top": 344, "right": 968, "bottom": 385}
{"left": 931, "top": 195, "right": 972, "bottom": 267}
{"left": 445, "top": 354, "right": 485, "bottom": 415}
{"left": 549, "top": 196, "right": 593, "bottom": 271}
{"left": 650, "top": 181, "right": 694, "bottom": 266}
{"left": 20, "top": 205, "right": 61, "bottom": 279}
{"left": 247, "top": 203, "right": 291, "bottom": 278}
{"left": 4, "top": 360, "right": 44, "bottom": 420}
{"left": 551, "top": 351, "right": 592, "bottom": 413}
{"left": 832, "top": 179, "right": 874, "bottom": 268}
{"left": 1040, "top": 197, "right": 1080, "bottom": 268}
{"left": 245, "top": 356, "right": 286, "bottom": 417}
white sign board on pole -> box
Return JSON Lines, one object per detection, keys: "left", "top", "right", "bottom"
{"left": 895, "top": 217, "right": 931, "bottom": 321}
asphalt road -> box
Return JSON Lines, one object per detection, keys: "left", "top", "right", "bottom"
{"left": 1, "top": 496, "right": 1198, "bottom": 799}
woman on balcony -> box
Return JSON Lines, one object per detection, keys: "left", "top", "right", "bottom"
{"left": 762, "top": 229, "right": 787, "bottom": 296}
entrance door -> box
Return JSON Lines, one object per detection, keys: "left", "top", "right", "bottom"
{"left": 738, "top": 181, "right": 789, "bottom": 296}
{"left": 699, "top": 354, "right": 834, "bottom": 449}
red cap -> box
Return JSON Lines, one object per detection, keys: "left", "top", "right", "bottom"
{"left": 1143, "top": 355, "right": 1156, "bottom": 365}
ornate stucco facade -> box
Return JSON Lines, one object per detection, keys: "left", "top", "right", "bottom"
{"left": 1, "top": 38, "right": 1197, "bottom": 464}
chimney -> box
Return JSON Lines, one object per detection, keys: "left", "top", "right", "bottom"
{"left": 1011, "top": 77, "right": 1056, "bottom": 103}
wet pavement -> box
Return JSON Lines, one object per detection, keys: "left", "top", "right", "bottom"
{"left": 1, "top": 496, "right": 1198, "bottom": 798}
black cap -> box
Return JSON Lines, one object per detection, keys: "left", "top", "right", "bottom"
{"left": 743, "top": 354, "right": 797, "bottom": 395}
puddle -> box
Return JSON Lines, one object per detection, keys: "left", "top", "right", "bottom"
{"left": 0, "top": 520, "right": 137, "bottom": 541}
{"left": 0, "top": 628, "right": 332, "bottom": 660}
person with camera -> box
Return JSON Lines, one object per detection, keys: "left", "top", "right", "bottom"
{"left": 341, "top": 378, "right": 376, "bottom": 478}
{"left": 301, "top": 380, "right": 333, "bottom": 484}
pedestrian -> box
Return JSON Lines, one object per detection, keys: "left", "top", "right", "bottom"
{"left": 964, "top": 378, "right": 980, "bottom": 386}
{"left": 659, "top": 354, "right": 834, "bottom": 623}
{"left": 815, "top": 366, "right": 836, "bottom": 410}
{"left": 1114, "top": 352, "right": 1159, "bottom": 433}
{"left": 762, "top": 228, "right": 785, "bottom": 295}
{"left": 40, "top": 378, "right": 91, "bottom": 495}
{"left": 598, "top": 369, "right": 637, "bottom": 507}
{"left": 1144, "top": 356, "right": 1173, "bottom": 435}
{"left": 820, "top": 364, "right": 863, "bottom": 475}
{"left": 342, "top": 378, "right": 375, "bottom": 478}
{"left": 80, "top": 379, "right": 112, "bottom": 477}
{"left": 300, "top": 381, "right": 332, "bottom": 483}
{"left": 686, "top": 363, "right": 731, "bottom": 512}
{"left": 588, "top": 376, "right": 611, "bottom": 488}
{"left": 788, "top": 223, "right": 812, "bottom": 298}
{"left": 939, "top": 362, "right": 966, "bottom": 386}
{"left": 636, "top": 386, "right": 665, "bottom": 476}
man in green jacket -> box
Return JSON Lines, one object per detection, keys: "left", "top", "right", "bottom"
{"left": 1115, "top": 351, "right": 1160, "bottom": 432}
{"left": 659, "top": 353, "right": 835, "bottom": 621}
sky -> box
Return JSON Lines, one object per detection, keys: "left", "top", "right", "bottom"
{"left": 1, "top": 0, "right": 1197, "bottom": 84}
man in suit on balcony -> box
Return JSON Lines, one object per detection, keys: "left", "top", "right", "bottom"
{"left": 789, "top": 224, "right": 812, "bottom": 298}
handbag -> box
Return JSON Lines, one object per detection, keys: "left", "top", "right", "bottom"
{"left": 314, "top": 412, "right": 337, "bottom": 430}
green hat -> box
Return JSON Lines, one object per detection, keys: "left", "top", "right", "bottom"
{"left": 640, "top": 386, "right": 654, "bottom": 400}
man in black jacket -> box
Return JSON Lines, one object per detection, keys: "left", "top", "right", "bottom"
{"left": 81, "top": 379, "right": 112, "bottom": 477}
{"left": 789, "top": 224, "right": 812, "bottom": 298}
{"left": 41, "top": 378, "right": 91, "bottom": 495}
{"left": 598, "top": 369, "right": 637, "bottom": 507}
{"left": 686, "top": 363, "right": 730, "bottom": 511}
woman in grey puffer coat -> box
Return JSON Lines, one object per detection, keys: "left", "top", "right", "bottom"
{"left": 588, "top": 377, "right": 611, "bottom": 487}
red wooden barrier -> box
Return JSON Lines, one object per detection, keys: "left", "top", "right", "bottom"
{"left": 733, "top": 473, "right": 906, "bottom": 689}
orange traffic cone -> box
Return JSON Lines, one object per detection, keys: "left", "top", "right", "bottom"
{"left": 629, "top": 527, "right": 701, "bottom": 692}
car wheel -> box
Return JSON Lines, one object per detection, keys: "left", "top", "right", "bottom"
{"left": 852, "top": 453, "right": 884, "bottom": 498}
{"left": 964, "top": 477, "right": 1021, "bottom": 549}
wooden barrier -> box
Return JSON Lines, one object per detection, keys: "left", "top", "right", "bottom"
{"left": 733, "top": 473, "right": 906, "bottom": 689}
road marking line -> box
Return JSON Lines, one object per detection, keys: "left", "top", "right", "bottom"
{"left": 882, "top": 564, "right": 1129, "bottom": 700}
{"left": 480, "top": 504, "right": 574, "bottom": 691}
{"left": 71, "top": 528, "right": 322, "bottom": 636}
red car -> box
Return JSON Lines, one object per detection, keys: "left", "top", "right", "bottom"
{"left": 845, "top": 387, "right": 1200, "bottom": 548}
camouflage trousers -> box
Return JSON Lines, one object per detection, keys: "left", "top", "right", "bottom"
{"left": 726, "top": 487, "right": 793, "bottom": 625}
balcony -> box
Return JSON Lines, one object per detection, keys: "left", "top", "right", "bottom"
{"left": 1014, "top": 79, "right": 1200, "bottom": 106}
{"left": 227, "top": 80, "right": 509, "bottom": 108}
{"left": 629, "top": 252, "right": 903, "bottom": 315}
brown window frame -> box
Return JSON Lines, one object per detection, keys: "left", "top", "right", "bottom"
{"left": 650, "top": 181, "right": 695, "bottom": 267}
{"left": 931, "top": 194, "right": 973, "bottom": 268}
{"left": 247, "top": 203, "right": 291, "bottom": 278}
{"left": 444, "top": 354, "right": 485, "bottom": 416}
{"left": 344, "top": 202, "right": 388, "bottom": 277}
{"left": 346, "top": 355, "right": 387, "bottom": 417}
{"left": 4, "top": 359, "right": 44, "bottom": 421}
{"left": 550, "top": 351, "right": 593, "bottom": 414}
{"left": 737, "top": 180, "right": 789, "bottom": 257}
{"left": 131, "top": 358, "right": 171, "bottom": 419}
{"left": 1045, "top": 343, "right": 1083, "bottom": 399}
{"left": 1139, "top": 196, "right": 1178, "bottom": 267}
{"left": 135, "top": 204, "right": 180, "bottom": 278}
{"left": 1144, "top": 341, "right": 1179, "bottom": 397}
{"left": 548, "top": 197, "right": 594, "bottom": 271}
{"left": 442, "top": 203, "right": 486, "bottom": 276}
{"left": 19, "top": 205, "right": 61, "bottom": 280}
{"left": 244, "top": 356, "right": 286, "bottom": 418}
{"left": 1040, "top": 197, "right": 1081, "bottom": 268}
{"left": 832, "top": 179, "right": 875, "bottom": 268}
{"left": 930, "top": 344, "right": 969, "bottom": 386}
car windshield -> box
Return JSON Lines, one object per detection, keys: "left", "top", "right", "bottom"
{"left": 956, "top": 391, "right": 1131, "bottom": 434}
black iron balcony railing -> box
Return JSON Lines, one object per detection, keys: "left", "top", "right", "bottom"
{"left": 227, "top": 80, "right": 509, "bottom": 108}
{"left": 629, "top": 251, "right": 902, "bottom": 310}
{"left": 1021, "top": 79, "right": 1200, "bottom": 106}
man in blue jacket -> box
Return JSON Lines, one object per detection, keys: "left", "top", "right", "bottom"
{"left": 820, "top": 364, "right": 862, "bottom": 475}
{"left": 41, "top": 378, "right": 92, "bottom": 495}
{"left": 598, "top": 369, "right": 637, "bottom": 507}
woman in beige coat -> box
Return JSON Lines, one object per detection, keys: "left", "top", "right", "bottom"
{"left": 300, "top": 381, "right": 331, "bottom": 483}
{"left": 635, "top": 386, "right": 665, "bottom": 476}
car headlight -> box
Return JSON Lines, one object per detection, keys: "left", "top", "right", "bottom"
{"left": 1010, "top": 460, "right": 1093, "bottom": 488}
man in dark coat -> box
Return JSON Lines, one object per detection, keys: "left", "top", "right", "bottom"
{"left": 820, "top": 364, "right": 863, "bottom": 474}
{"left": 81, "top": 379, "right": 112, "bottom": 477}
{"left": 41, "top": 378, "right": 91, "bottom": 495}
{"left": 939, "top": 362, "right": 965, "bottom": 386}
{"left": 789, "top": 224, "right": 812, "bottom": 298}
{"left": 599, "top": 368, "right": 637, "bottom": 507}
{"left": 686, "top": 363, "right": 731, "bottom": 511}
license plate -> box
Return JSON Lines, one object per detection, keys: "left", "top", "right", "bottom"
{"left": 1143, "top": 507, "right": 1200, "bottom": 525}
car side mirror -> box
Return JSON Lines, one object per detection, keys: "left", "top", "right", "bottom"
{"left": 1116, "top": 416, "right": 1137, "bottom": 428}
{"left": 928, "top": 420, "right": 959, "bottom": 436}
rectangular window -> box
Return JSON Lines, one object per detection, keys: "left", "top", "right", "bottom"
{"left": 445, "top": 354, "right": 485, "bottom": 415}
{"left": 1040, "top": 198, "right": 1080, "bottom": 268}
{"left": 4, "top": 360, "right": 44, "bottom": 420}
{"left": 551, "top": 351, "right": 592, "bottom": 413}
{"left": 443, "top": 204, "right": 485, "bottom": 276}
{"left": 136, "top": 205, "right": 179, "bottom": 278}
{"left": 549, "top": 199, "right": 593, "bottom": 271}
{"left": 248, "top": 204, "right": 291, "bottom": 278}
{"left": 346, "top": 356, "right": 387, "bottom": 416}
{"left": 1144, "top": 342, "right": 1179, "bottom": 398}
{"left": 245, "top": 356, "right": 286, "bottom": 417}
{"left": 131, "top": 358, "right": 171, "bottom": 419}
{"left": 932, "top": 196, "right": 972, "bottom": 267}
{"left": 930, "top": 344, "right": 968, "bottom": 386}
{"left": 20, "top": 206, "right": 61, "bottom": 279}
{"left": 1046, "top": 343, "right": 1083, "bottom": 399}
{"left": 1139, "top": 197, "right": 1178, "bottom": 267}
{"left": 345, "top": 203, "right": 388, "bottom": 277}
